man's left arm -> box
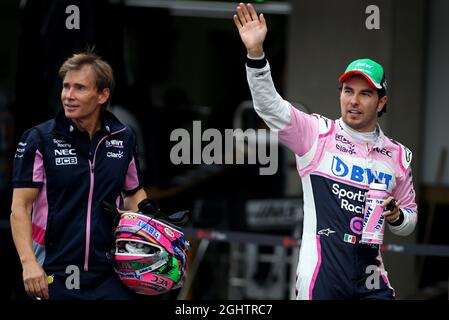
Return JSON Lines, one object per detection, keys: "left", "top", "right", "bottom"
{"left": 384, "top": 163, "right": 418, "bottom": 236}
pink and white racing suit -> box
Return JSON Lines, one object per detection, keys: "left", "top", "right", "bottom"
{"left": 246, "top": 58, "right": 418, "bottom": 300}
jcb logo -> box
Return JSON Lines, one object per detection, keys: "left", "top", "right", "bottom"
{"left": 56, "top": 157, "right": 78, "bottom": 165}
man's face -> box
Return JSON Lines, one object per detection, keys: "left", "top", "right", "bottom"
{"left": 61, "top": 65, "right": 109, "bottom": 122}
{"left": 340, "top": 75, "right": 387, "bottom": 132}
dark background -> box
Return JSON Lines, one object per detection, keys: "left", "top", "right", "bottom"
{"left": 0, "top": 0, "right": 447, "bottom": 300}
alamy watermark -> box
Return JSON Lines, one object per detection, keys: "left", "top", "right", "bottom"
{"left": 46, "top": 265, "right": 80, "bottom": 290}
{"left": 365, "top": 265, "right": 381, "bottom": 290}
{"left": 365, "top": 5, "right": 380, "bottom": 30}
{"left": 170, "top": 121, "right": 278, "bottom": 175}
{"left": 66, "top": 5, "right": 80, "bottom": 30}
{"left": 65, "top": 265, "right": 80, "bottom": 290}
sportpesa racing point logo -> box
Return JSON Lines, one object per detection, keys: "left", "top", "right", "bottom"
{"left": 331, "top": 156, "right": 393, "bottom": 188}
{"left": 332, "top": 183, "right": 365, "bottom": 215}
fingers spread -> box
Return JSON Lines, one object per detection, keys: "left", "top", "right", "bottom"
{"left": 240, "top": 3, "right": 252, "bottom": 22}
{"left": 247, "top": 3, "right": 259, "bottom": 21}
{"left": 233, "top": 14, "right": 242, "bottom": 30}
{"left": 236, "top": 5, "right": 247, "bottom": 24}
{"left": 259, "top": 13, "right": 266, "bottom": 26}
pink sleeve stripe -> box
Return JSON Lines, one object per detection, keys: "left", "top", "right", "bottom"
{"left": 309, "top": 235, "right": 322, "bottom": 299}
{"left": 33, "top": 150, "right": 44, "bottom": 182}
{"left": 124, "top": 156, "right": 139, "bottom": 190}
{"left": 32, "top": 180, "right": 49, "bottom": 230}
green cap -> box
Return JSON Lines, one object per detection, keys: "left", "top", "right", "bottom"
{"left": 338, "top": 58, "right": 386, "bottom": 91}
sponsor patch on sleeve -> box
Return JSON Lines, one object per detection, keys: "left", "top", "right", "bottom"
{"left": 399, "top": 144, "right": 412, "bottom": 170}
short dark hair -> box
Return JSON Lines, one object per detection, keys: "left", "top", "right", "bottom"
{"left": 376, "top": 74, "right": 387, "bottom": 118}
{"left": 59, "top": 50, "right": 114, "bottom": 109}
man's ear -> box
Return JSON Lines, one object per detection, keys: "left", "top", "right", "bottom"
{"left": 98, "top": 88, "right": 110, "bottom": 105}
{"left": 377, "top": 95, "right": 387, "bottom": 113}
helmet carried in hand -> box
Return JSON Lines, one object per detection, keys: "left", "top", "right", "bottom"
{"left": 113, "top": 211, "right": 189, "bottom": 295}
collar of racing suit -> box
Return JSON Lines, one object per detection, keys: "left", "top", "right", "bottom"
{"left": 52, "top": 108, "right": 126, "bottom": 136}
{"left": 336, "top": 118, "right": 385, "bottom": 150}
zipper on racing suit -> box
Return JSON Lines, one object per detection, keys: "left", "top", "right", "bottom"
{"left": 83, "top": 127, "right": 127, "bottom": 271}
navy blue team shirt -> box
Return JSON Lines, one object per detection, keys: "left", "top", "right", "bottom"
{"left": 12, "top": 109, "right": 144, "bottom": 273}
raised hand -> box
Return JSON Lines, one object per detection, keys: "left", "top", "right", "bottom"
{"left": 233, "top": 3, "right": 267, "bottom": 58}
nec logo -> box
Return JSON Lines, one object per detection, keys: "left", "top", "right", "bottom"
{"left": 331, "top": 156, "right": 392, "bottom": 188}
{"left": 150, "top": 275, "right": 169, "bottom": 287}
{"left": 54, "top": 149, "right": 76, "bottom": 156}
{"left": 55, "top": 157, "right": 78, "bottom": 165}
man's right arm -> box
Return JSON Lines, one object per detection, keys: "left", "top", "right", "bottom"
{"left": 234, "top": 3, "right": 290, "bottom": 130}
{"left": 11, "top": 127, "right": 49, "bottom": 299}
{"left": 234, "top": 3, "right": 319, "bottom": 158}
{"left": 11, "top": 188, "right": 49, "bottom": 299}
{"left": 246, "top": 57, "right": 291, "bottom": 131}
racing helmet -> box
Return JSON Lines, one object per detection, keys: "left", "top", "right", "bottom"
{"left": 113, "top": 211, "right": 189, "bottom": 295}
